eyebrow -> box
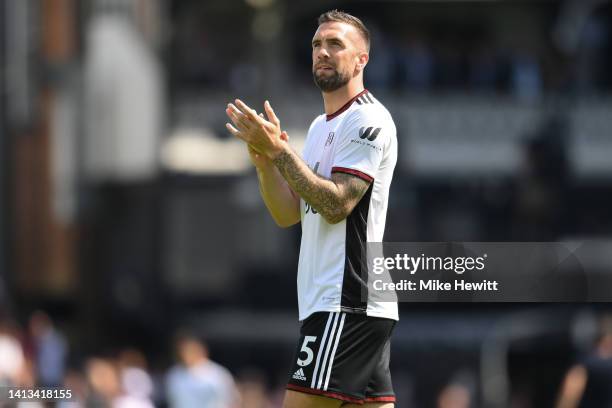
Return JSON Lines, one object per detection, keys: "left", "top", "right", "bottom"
{"left": 312, "top": 37, "right": 344, "bottom": 46}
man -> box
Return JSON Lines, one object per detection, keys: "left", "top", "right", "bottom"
{"left": 226, "top": 10, "right": 398, "bottom": 408}
{"left": 555, "top": 316, "right": 612, "bottom": 408}
{"left": 166, "top": 333, "right": 240, "bottom": 408}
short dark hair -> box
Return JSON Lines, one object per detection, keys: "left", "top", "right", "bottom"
{"left": 317, "top": 10, "right": 370, "bottom": 52}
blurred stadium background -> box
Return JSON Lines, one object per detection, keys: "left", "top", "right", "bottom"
{"left": 1, "top": 0, "right": 612, "bottom": 406}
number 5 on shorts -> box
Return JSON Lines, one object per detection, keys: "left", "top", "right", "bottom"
{"left": 297, "top": 336, "right": 317, "bottom": 367}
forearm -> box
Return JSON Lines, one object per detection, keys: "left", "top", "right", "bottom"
{"left": 555, "top": 366, "right": 587, "bottom": 408}
{"left": 272, "top": 146, "right": 348, "bottom": 224}
{"left": 256, "top": 163, "right": 300, "bottom": 227}
{"left": 224, "top": 100, "right": 363, "bottom": 224}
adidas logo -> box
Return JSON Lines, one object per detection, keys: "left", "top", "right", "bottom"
{"left": 292, "top": 368, "right": 307, "bottom": 381}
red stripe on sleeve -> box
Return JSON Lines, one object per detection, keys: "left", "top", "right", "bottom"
{"left": 331, "top": 167, "right": 374, "bottom": 183}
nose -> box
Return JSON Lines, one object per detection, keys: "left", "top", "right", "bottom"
{"left": 315, "top": 46, "right": 330, "bottom": 60}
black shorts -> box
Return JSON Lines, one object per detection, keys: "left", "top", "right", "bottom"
{"left": 286, "top": 311, "right": 396, "bottom": 405}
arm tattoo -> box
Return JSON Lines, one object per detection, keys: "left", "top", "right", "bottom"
{"left": 272, "top": 149, "right": 370, "bottom": 223}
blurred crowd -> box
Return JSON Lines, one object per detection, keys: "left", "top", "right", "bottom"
{"left": 3, "top": 308, "right": 612, "bottom": 408}
{"left": 0, "top": 309, "right": 287, "bottom": 408}
{"left": 172, "top": 7, "right": 611, "bottom": 99}
{"left": 363, "top": 31, "right": 545, "bottom": 99}
{"left": 0, "top": 307, "right": 482, "bottom": 408}
{"left": 364, "top": 14, "right": 610, "bottom": 98}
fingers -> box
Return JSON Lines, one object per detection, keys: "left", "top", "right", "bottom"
{"left": 226, "top": 104, "right": 251, "bottom": 131}
{"left": 226, "top": 99, "right": 283, "bottom": 148}
{"left": 264, "top": 100, "right": 280, "bottom": 126}
{"left": 225, "top": 122, "right": 238, "bottom": 135}
{"left": 226, "top": 106, "right": 243, "bottom": 130}
{"left": 225, "top": 123, "right": 246, "bottom": 142}
{"left": 226, "top": 122, "right": 252, "bottom": 146}
{"left": 235, "top": 99, "right": 262, "bottom": 123}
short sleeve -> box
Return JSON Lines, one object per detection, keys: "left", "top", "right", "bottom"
{"left": 331, "top": 110, "right": 390, "bottom": 182}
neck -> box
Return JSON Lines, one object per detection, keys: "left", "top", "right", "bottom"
{"left": 322, "top": 79, "right": 365, "bottom": 116}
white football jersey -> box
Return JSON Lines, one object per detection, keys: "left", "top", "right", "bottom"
{"left": 297, "top": 90, "right": 398, "bottom": 321}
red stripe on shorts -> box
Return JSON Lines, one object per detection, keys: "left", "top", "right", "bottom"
{"left": 364, "top": 395, "right": 396, "bottom": 403}
{"left": 286, "top": 384, "right": 364, "bottom": 404}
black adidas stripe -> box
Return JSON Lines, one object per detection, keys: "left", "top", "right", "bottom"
{"left": 357, "top": 95, "right": 374, "bottom": 105}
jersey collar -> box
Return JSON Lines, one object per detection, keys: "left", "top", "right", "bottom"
{"left": 326, "top": 89, "right": 369, "bottom": 121}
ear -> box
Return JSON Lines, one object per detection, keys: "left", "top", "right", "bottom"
{"left": 355, "top": 52, "right": 369, "bottom": 74}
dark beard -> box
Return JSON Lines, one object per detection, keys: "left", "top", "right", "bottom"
{"left": 313, "top": 68, "right": 351, "bottom": 92}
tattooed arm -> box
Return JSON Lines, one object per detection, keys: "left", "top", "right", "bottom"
{"left": 272, "top": 147, "right": 371, "bottom": 225}
{"left": 249, "top": 145, "right": 301, "bottom": 227}
{"left": 225, "top": 99, "right": 370, "bottom": 224}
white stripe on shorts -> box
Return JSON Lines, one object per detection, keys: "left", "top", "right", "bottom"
{"left": 310, "top": 312, "right": 334, "bottom": 389}
{"left": 316, "top": 312, "right": 340, "bottom": 389}
{"left": 323, "top": 312, "right": 346, "bottom": 391}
